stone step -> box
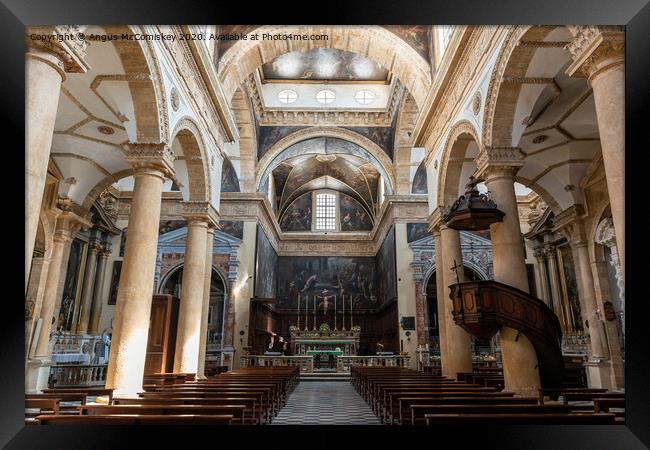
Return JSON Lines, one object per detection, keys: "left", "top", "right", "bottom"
{"left": 300, "top": 372, "right": 350, "bottom": 382}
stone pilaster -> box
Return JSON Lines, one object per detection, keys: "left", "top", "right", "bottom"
{"left": 25, "top": 26, "right": 89, "bottom": 292}
{"left": 566, "top": 26, "right": 625, "bottom": 283}
{"left": 105, "top": 143, "right": 174, "bottom": 397}
{"left": 534, "top": 249, "right": 550, "bottom": 306}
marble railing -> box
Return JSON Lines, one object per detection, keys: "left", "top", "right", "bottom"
{"left": 240, "top": 355, "right": 314, "bottom": 373}
{"left": 336, "top": 355, "right": 411, "bottom": 372}
{"left": 48, "top": 364, "right": 108, "bottom": 388}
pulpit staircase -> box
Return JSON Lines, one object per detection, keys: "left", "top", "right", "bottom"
{"left": 450, "top": 280, "right": 565, "bottom": 389}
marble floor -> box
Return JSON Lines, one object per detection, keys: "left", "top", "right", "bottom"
{"left": 271, "top": 381, "right": 381, "bottom": 425}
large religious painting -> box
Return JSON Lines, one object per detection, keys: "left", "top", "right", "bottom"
{"left": 57, "top": 238, "right": 86, "bottom": 331}
{"left": 343, "top": 126, "right": 394, "bottom": 160}
{"left": 340, "top": 193, "right": 373, "bottom": 231}
{"left": 254, "top": 226, "right": 278, "bottom": 299}
{"left": 279, "top": 193, "right": 312, "bottom": 232}
{"left": 407, "top": 223, "right": 430, "bottom": 243}
{"left": 558, "top": 244, "right": 584, "bottom": 333}
{"left": 261, "top": 48, "right": 390, "bottom": 83}
{"left": 219, "top": 220, "right": 244, "bottom": 239}
{"left": 220, "top": 157, "right": 240, "bottom": 193}
{"left": 411, "top": 161, "right": 428, "bottom": 194}
{"left": 276, "top": 256, "right": 377, "bottom": 311}
{"left": 376, "top": 226, "right": 397, "bottom": 307}
{"left": 108, "top": 260, "right": 122, "bottom": 306}
{"left": 257, "top": 126, "right": 307, "bottom": 160}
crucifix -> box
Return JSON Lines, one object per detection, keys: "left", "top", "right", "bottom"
{"left": 451, "top": 259, "right": 462, "bottom": 285}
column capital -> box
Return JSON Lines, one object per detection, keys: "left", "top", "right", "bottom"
{"left": 534, "top": 247, "right": 546, "bottom": 261}
{"left": 181, "top": 201, "right": 220, "bottom": 229}
{"left": 53, "top": 197, "right": 93, "bottom": 241}
{"left": 26, "top": 26, "right": 91, "bottom": 79}
{"left": 87, "top": 238, "right": 102, "bottom": 255}
{"left": 474, "top": 146, "right": 525, "bottom": 181}
{"left": 565, "top": 26, "right": 624, "bottom": 84}
{"left": 123, "top": 142, "right": 176, "bottom": 180}
{"left": 99, "top": 241, "right": 113, "bottom": 258}
{"left": 552, "top": 204, "right": 588, "bottom": 246}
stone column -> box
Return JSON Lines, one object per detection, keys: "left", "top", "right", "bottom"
{"left": 477, "top": 156, "right": 540, "bottom": 395}
{"left": 76, "top": 234, "right": 101, "bottom": 334}
{"left": 566, "top": 26, "right": 625, "bottom": 282}
{"left": 27, "top": 201, "right": 90, "bottom": 392}
{"left": 88, "top": 242, "right": 112, "bottom": 335}
{"left": 196, "top": 226, "right": 215, "bottom": 379}
{"left": 105, "top": 144, "right": 174, "bottom": 398}
{"left": 25, "top": 27, "right": 89, "bottom": 292}
{"left": 534, "top": 249, "right": 551, "bottom": 306}
{"left": 174, "top": 203, "right": 218, "bottom": 375}
{"left": 431, "top": 228, "right": 448, "bottom": 368}
{"left": 439, "top": 225, "right": 473, "bottom": 378}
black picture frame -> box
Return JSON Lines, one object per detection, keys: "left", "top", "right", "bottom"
{"left": 7, "top": 0, "right": 649, "bottom": 448}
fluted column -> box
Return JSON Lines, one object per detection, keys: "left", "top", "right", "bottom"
{"left": 567, "top": 26, "right": 625, "bottom": 282}
{"left": 105, "top": 144, "right": 174, "bottom": 397}
{"left": 197, "top": 226, "right": 216, "bottom": 379}
{"left": 25, "top": 27, "right": 89, "bottom": 292}
{"left": 88, "top": 242, "right": 112, "bottom": 334}
{"left": 174, "top": 209, "right": 213, "bottom": 374}
{"left": 477, "top": 157, "right": 540, "bottom": 395}
{"left": 76, "top": 234, "right": 100, "bottom": 334}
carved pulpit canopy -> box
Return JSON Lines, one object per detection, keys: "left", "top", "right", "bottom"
{"left": 443, "top": 176, "right": 505, "bottom": 231}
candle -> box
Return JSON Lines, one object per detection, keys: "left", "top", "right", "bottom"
{"left": 334, "top": 295, "right": 337, "bottom": 330}
{"left": 342, "top": 294, "right": 345, "bottom": 330}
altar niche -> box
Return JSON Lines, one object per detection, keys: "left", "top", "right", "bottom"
{"left": 290, "top": 323, "right": 361, "bottom": 371}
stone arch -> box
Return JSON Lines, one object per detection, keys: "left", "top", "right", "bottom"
{"left": 421, "top": 261, "right": 489, "bottom": 296}
{"left": 103, "top": 25, "right": 167, "bottom": 143}
{"left": 256, "top": 127, "right": 396, "bottom": 194}
{"left": 394, "top": 92, "right": 421, "bottom": 195}
{"left": 170, "top": 117, "right": 212, "bottom": 202}
{"left": 438, "top": 120, "right": 481, "bottom": 206}
{"left": 218, "top": 26, "right": 432, "bottom": 109}
{"left": 230, "top": 87, "right": 257, "bottom": 192}
{"left": 158, "top": 261, "right": 229, "bottom": 297}
{"left": 81, "top": 169, "right": 134, "bottom": 210}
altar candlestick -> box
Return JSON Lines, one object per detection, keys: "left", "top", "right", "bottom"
{"left": 297, "top": 295, "right": 300, "bottom": 330}
{"left": 313, "top": 295, "right": 317, "bottom": 331}
{"left": 350, "top": 295, "right": 353, "bottom": 328}
{"left": 342, "top": 294, "right": 345, "bottom": 330}
{"left": 334, "top": 295, "right": 337, "bottom": 331}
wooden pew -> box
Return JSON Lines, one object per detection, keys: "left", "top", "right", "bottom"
{"left": 390, "top": 392, "right": 522, "bottom": 425}
{"left": 423, "top": 413, "right": 616, "bottom": 425}
{"left": 594, "top": 398, "right": 626, "bottom": 423}
{"left": 26, "top": 393, "right": 87, "bottom": 414}
{"left": 408, "top": 403, "right": 572, "bottom": 425}
{"left": 114, "top": 396, "right": 260, "bottom": 424}
{"left": 25, "top": 398, "right": 60, "bottom": 425}
{"left": 79, "top": 404, "right": 247, "bottom": 425}
{"left": 42, "top": 388, "right": 114, "bottom": 404}
{"left": 35, "top": 414, "right": 234, "bottom": 425}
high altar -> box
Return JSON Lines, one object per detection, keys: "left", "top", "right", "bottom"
{"left": 289, "top": 323, "right": 360, "bottom": 357}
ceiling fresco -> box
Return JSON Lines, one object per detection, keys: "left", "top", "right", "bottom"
{"left": 342, "top": 125, "right": 395, "bottom": 160}
{"left": 382, "top": 25, "right": 431, "bottom": 66}
{"left": 257, "top": 126, "right": 308, "bottom": 160}
{"left": 260, "top": 48, "right": 390, "bottom": 83}
{"left": 272, "top": 153, "right": 380, "bottom": 220}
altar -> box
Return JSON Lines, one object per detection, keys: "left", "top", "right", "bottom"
{"left": 289, "top": 323, "right": 360, "bottom": 370}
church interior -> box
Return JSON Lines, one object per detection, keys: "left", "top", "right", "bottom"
{"left": 24, "top": 24, "right": 626, "bottom": 426}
